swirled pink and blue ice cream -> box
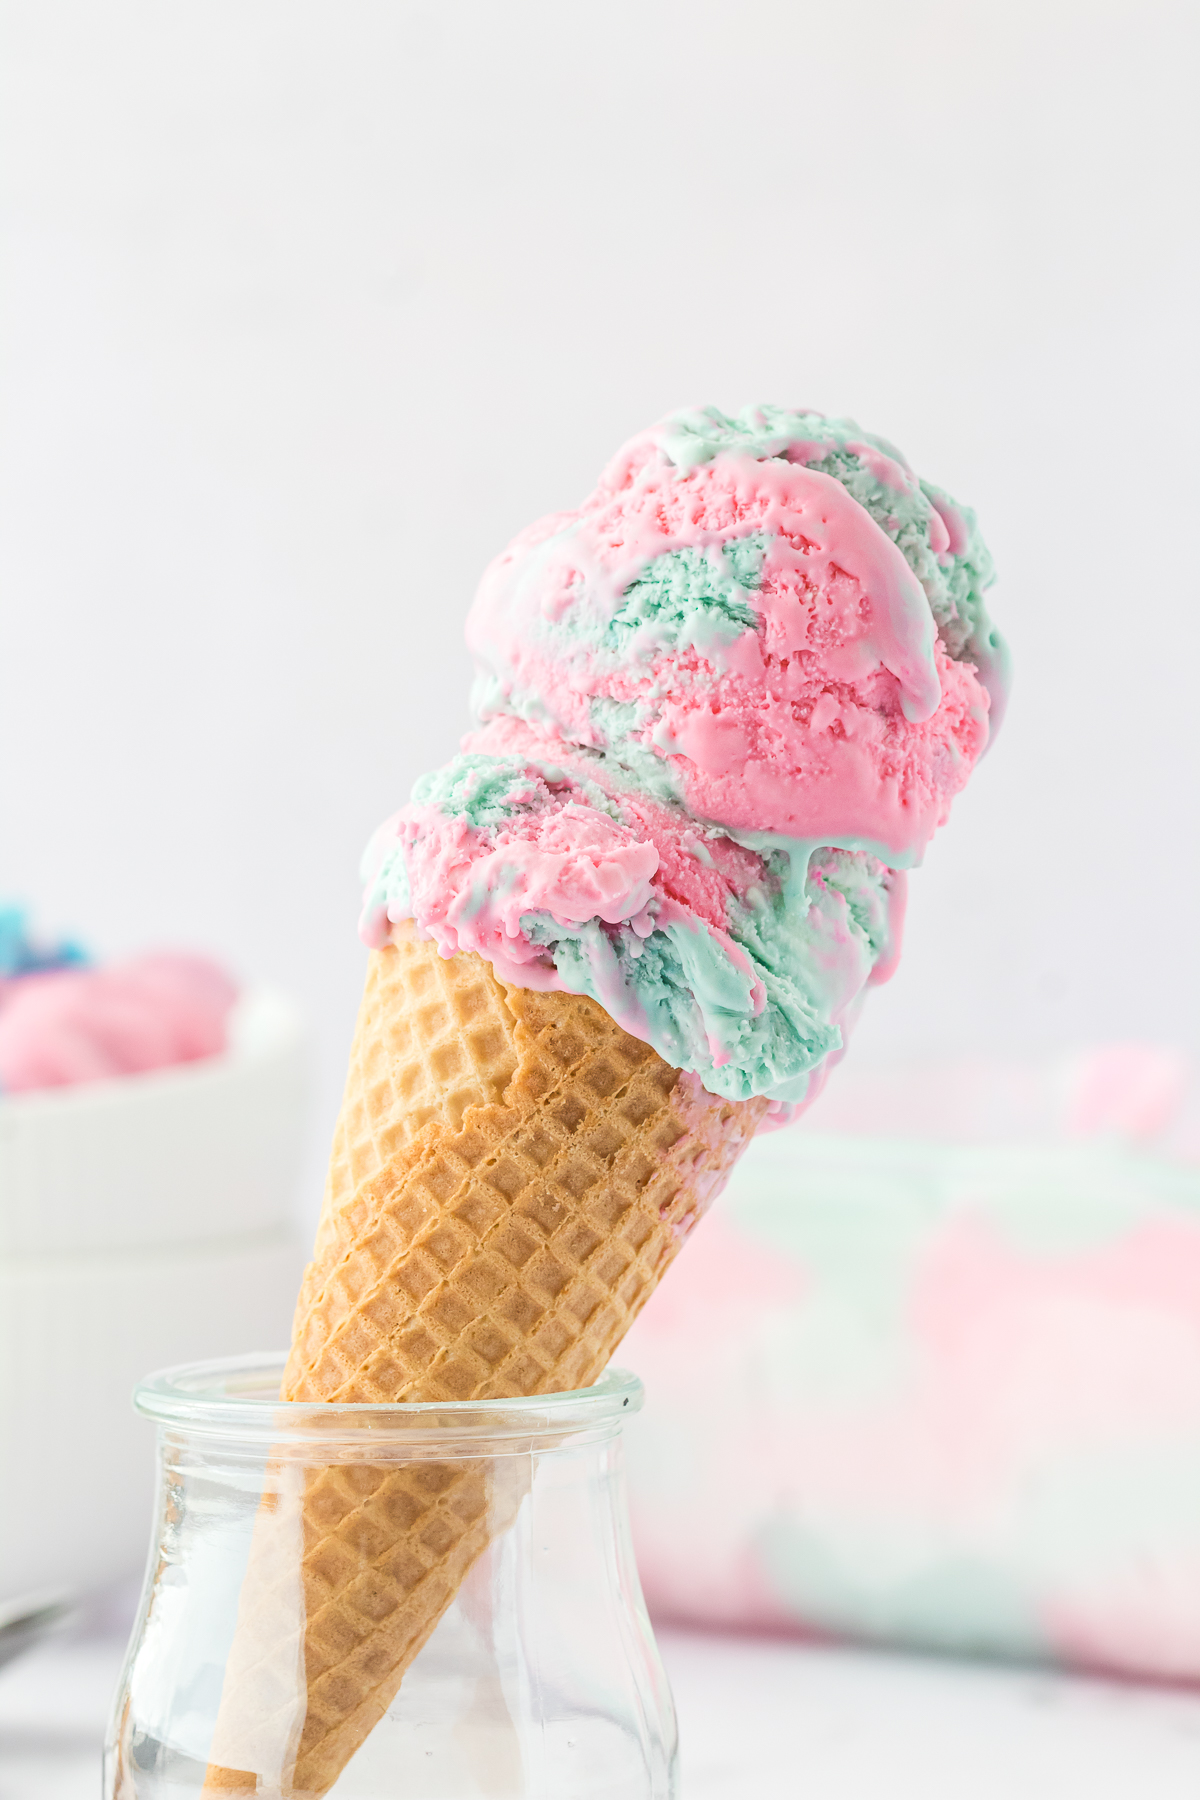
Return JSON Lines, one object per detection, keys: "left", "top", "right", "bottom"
{"left": 362, "top": 405, "right": 1007, "bottom": 1113}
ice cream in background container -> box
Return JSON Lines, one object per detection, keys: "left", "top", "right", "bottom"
{"left": 619, "top": 1045, "right": 1200, "bottom": 1684}
{"left": 0, "top": 952, "right": 239, "bottom": 1091}
{"left": 183, "top": 402, "right": 1009, "bottom": 1797}
{"left": 0, "top": 905, "right": 240, "bottom": 1092}
{"left": 0, "top": 907, "right": 308, "bottom": 1607}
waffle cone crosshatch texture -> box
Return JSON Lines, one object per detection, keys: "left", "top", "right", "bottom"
{"left": 285, "top": 922, "right": 769, "bottom": 1406}
{"left": 200, "top": 1447, "right": 528, "bottom": 1796}
{"left": 191, "top": 924, "right": 766, "bottom": 1796}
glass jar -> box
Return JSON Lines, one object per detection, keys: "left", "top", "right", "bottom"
{"left": 105, "top": 1354, "right": 677, "bottom": 1798}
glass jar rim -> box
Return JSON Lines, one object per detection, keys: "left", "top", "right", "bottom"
{"left": 134, "top": 1352, "right": 644, "bottom": 1448}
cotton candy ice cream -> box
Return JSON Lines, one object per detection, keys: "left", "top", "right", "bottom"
{"left": 0, "top": 952, "right": 239, "bottom": 1091}
{"left": 195, "top": 403, "right": 1005, "bottom": 1800}
{"left": 362, "top": 403, "right": 1007, "bottom": 1114}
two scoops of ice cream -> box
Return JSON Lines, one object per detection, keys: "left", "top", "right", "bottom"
{"left": 362, "top": 402, "right": 1006, "bottom": 1118}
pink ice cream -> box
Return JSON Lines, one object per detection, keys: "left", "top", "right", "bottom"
{"left": 467, "top": 424, "right": 990, "bottom": 866}
{"left": 363, "top": 404, "right": 1006, "bottom": 1111}
{"left": 0, "top": 954, "right": 239, "bottom": 1092}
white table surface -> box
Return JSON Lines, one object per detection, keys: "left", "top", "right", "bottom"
{"left": 4, "top": 1613, "right": 1200, "bottom": 1798}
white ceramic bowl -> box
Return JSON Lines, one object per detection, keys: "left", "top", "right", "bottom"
{"left": 0, "top": 990, "right": 310, "bottom": 1605}
{"left": 0, "top": 989, "right": 308, "bottom": 1256}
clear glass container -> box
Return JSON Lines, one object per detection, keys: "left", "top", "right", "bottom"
{"left": 105, "top": 1354, "right": 677, "bottom": 1798}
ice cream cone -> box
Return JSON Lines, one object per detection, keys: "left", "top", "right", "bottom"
{"left": 202, "top": 922, "right": 766, "bottom": 1794}
{"left": 201, "top": 1448, "right": 526, "bottom": 1798}
{"left": 192, "top": 396, "right": 1006, "bottom": 1797}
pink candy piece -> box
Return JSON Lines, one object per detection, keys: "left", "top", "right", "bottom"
{"left": 0, "top": 954, "right": 239, "bottom": 1092}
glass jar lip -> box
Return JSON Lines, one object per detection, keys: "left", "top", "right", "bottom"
{"left": 134, "top": 1352, "right": 644, "bottom": 1447}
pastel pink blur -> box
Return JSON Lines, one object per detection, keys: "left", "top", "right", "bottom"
{"left": 0, "top": 954, "right": 239, "bottom": 1092}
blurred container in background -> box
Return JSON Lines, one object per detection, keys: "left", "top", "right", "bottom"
{"left": 622, "top": 1048, "right": 1200, "bottom": 1684}
{"left": 0, "top": 989, "right": 308, "bottom": 1608}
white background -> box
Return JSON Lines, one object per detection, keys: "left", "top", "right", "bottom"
{"left": 2, "top": 0, "right": 1197, "bottom": 1224}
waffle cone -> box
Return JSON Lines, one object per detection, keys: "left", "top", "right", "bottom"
{"left": 204, "top": 922, "right": 766, "bottom": 1795}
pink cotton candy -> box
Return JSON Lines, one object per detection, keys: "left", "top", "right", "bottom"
{"left": 0, "top": 953, "right": 239, "bottom": 1092}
